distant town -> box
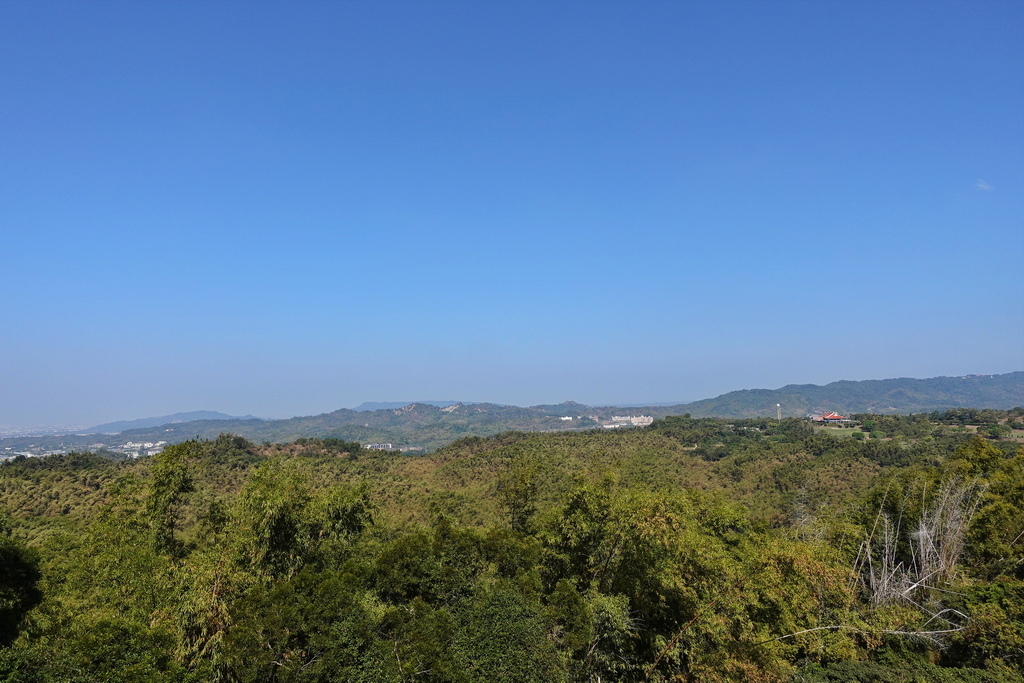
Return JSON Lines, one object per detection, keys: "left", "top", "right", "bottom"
{"left": 2, "top": 440, "right": 169, "bottom": 460}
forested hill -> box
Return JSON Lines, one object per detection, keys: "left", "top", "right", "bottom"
{"left": 0, "top": 417, "right": 1021, "bottom": 681}
{"left": 679, "top": 372, "right": 1024, "bottom": 418}
{"left": 3, "top": 373, "right": 1021, "bottom": 454}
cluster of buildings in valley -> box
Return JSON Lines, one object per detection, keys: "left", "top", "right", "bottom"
{"left": 1, "top": 440, "right": 168, "bottom": 460}
{"left": 117, "top": 441, "right": 169, "bottom": 457}
{"left": 363, "top": 443, "right": 424, "bottom": 453}
{"left": 604, "top": 414, "right": 655, "bottom": 428}
{"left": 556, "top": 414, "right": 654, "bottom": 429}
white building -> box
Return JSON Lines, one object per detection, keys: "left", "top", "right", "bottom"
{"left": 611, "top": 415, "right": 654, "bottom": 427}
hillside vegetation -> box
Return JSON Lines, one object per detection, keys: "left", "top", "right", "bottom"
{"left": 0, "top": 411, "right": 1022, "bottom": 682}
{"left": 4, "top": 373, "right": 1022, "bottom": 455}
{"left": 679, "top": 372, "right": 1024, "bottom": 418}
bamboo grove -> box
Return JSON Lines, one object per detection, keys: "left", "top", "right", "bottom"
{"left": 0, "top": 413, "right": 1022, "bottom": 682}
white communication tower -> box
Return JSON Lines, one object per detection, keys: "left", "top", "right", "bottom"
{"left": 776, "top": 403, "right": 782, "bottom": 421}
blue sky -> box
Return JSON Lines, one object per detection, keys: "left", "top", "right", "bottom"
{"left": 2, "top": 0, "right": 1022, "bottom": 426}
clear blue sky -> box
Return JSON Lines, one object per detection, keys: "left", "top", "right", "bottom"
{"left": 2, "top": 0, "right": 1022, "bottom": 427}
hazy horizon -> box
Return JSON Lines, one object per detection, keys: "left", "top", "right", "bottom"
{"left": 4, "top": 370, "right": 1022, "bottom": 435}
{"left": 3, "top": 1, "right": 1022, "bottom": 427}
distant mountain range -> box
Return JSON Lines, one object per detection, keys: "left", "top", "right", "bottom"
{"left": 677, "top": 373, "right": 1024, "bottom": 419}
{"left": 82, "top": 411, "right": 261, "bottom": 434}
{"left": 4, "top": 372, "right": 1021, "bottom": 454}
{"left": 351, "top": 401, "right": 464, "bottom": 412}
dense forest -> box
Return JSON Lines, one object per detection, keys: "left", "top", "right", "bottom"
{"left": 0, "top": 411, "right": 1022, "bottom": 682}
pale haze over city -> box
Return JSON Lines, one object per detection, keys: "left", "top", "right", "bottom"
{"left": 2, "top": 0, "right": 1022, "bottom": 429}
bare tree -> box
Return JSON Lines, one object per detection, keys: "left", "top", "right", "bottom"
{"left": 854, "top": 476, "right": 984, "bottom": 644}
